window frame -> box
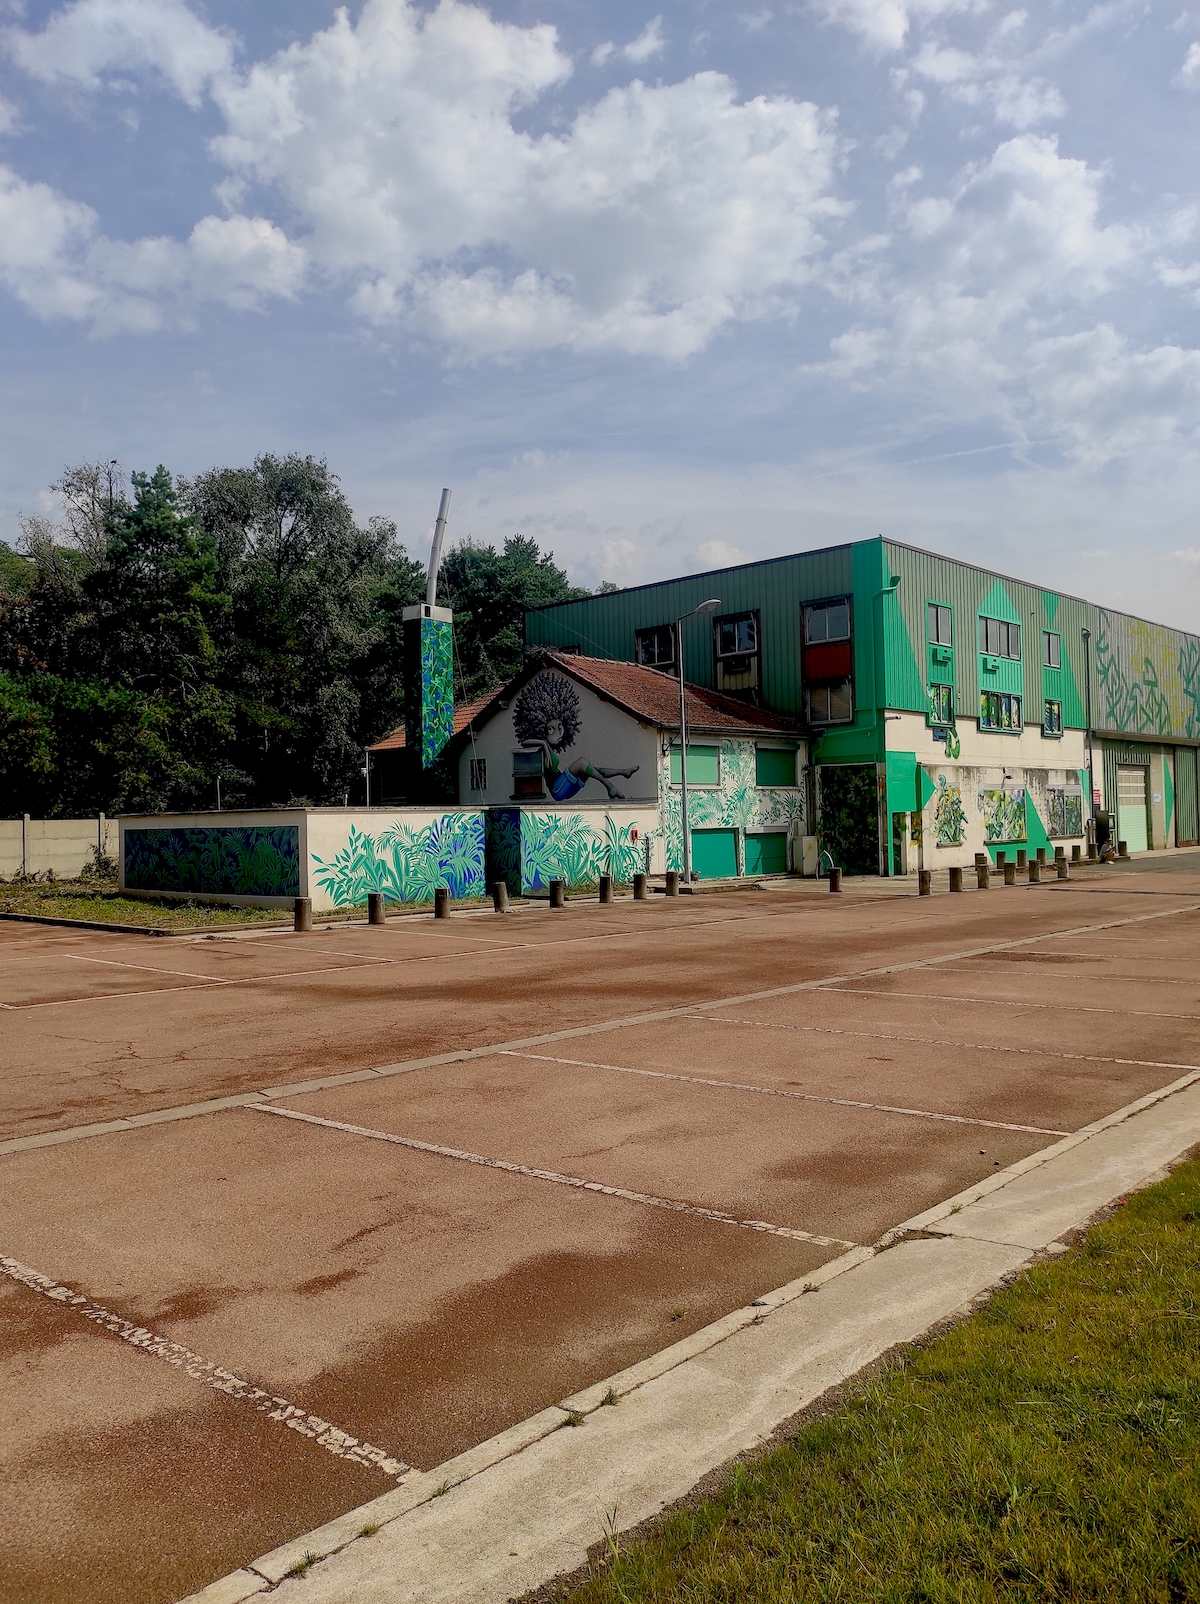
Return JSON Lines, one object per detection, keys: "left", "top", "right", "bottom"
{"left": 927, "top": 602, "right": 953, "bottom": 647}
{"left": 668, "top": 742, "right": 721, "bottom": 787}
{"left": 755, "top": 745, "right": 799, "bottom": 788}
{"left": 635, "top": 624, "right": 676, "bottom": 670}
{"left": 978, "top": 616, "right": 1022, "bottom": 660}
{"left": 806, "top": 679, "right": 854, "bottom": 725}
{"left": 1043, "top": 698, "right": 1063, "bottom": 737}
{"left": 468, "top": 757, "right": 488, "bottom": 791}
{"left": 803, "top": 597, "right": 852, "bottom": 646}
{"left": 713, "top": 612, "right": 758, "bottom": 660}
{"left": 928, "top": 682, "right": 954, "bottom": 727}
{"left": 978, "top": 690, "right": 1024, "bottom": 732}
{"left": 1042, "top": 630, "right": 1061, "bottom": 670}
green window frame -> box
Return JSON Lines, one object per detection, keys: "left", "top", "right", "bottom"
{"left": 1042, "top": 631, "right": 1061, "bottom": 669}
{"left": 979, "top": 617, "right": 1021, "bottom": 660}
{"left": 669, "top": 743, "right": 720, "bottom": 785}
{"left": 979, "top": 691, "right": 1023, "bottom": 731}
{"left": 927, "top": 603, "right": 953, "bottom": 646}
{"left": 928, "top": 683, "right": 954, "bottom": 726}
{"left": 755, "top": 747, "right": 797, "bottom": 787}
{"left": 1043, "top": 699, "right": 1063, "bottom": 736}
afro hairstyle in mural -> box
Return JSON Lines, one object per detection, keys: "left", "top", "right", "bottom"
{"left": 513, "top": 672, "right": 581, "bottom": 752}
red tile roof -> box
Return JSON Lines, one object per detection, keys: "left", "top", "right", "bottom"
{"left": 369, "top": 695, "right": 494, "bottom": 753}
{"left": 460, "top": 652, "right": 804, "bottom": 739}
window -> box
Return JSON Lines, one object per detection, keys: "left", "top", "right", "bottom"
{"left": 755, "top": 747, "right": 797, "bottom": 786}
{"left": 1042, "top": 630, "right": 1061, "bottom": 669}
{"left": 715, "top": 615, "right": 757, "bottom": 657}
{"left": 807, "top": 681, "right": 854, "bottom": 724}
{"left": 928, "top": 683, "right": 954, "bottom": 726}
{"left": 511, "top": 748, "right": 544, "bottom": 799}
{"left": 927, "top": 603, "right": 953, "bottom": 646}
{"left": 978, "top": 617, "right": 1022, "bottom": 659}
{"left": 635, "top": 624, "right": 675, "bottom": 669}
{"left": 669, "top": 743, "right": 720, "bottom": 785}
{"left": 804, "top": 599, "right": 850, "bottom": 644}
{"left": 1043, "top": 699, "right": 1063, "bottom": 736}
{"left": 1047, "top": 786, "right": 1083, "bottom": 837}
{"left": 469, "top": 758, "right": 487, "bottom": 791}
{"left": 979, "top": 691, "right": 1023, "bottom": 730}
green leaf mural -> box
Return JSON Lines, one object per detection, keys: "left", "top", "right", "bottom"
{"left": 484, "top": 808, "right": 522, "bottom": 895}
{"left": 124, "top": 826, "right": 300, "bottom": 896}
{"left": 978, "top": 788, "right": 1027, "bottom": 843}
{"left": 311, "top": 813, "right": 486, "bottom": 906}
{"left": 519, "top": 811, "right": 643, "bottom": 890}
{"left": 932, "top": 777, "right": 967, "bottom": 846}
{"left": 656, "top": 738, "right": 804, "bottom": 872}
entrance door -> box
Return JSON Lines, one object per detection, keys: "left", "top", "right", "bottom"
{"left": 691, "top": 828, "right": 738, "bottom": 879}
{"left": 1117, "top": 766, "right": 1150, "bottom": 853}
{"left": 817, "top": 764, "right": 881, "bottom": 875}
{"left": 745, "top": 831, "right": 787, "bottom": 874}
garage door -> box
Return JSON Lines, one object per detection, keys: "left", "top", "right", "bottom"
{"left": 691, "top": 828, "right": 738, "bottom": 880}
{"left": 745, "top": 831, "right": 788, "bottom": 875}
{"left": 1117, "top": 766, "right": 1149, "bottom": 854}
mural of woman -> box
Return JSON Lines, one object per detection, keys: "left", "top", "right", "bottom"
{"left": 513, "top": 672, "right": 640, "bottom": 801}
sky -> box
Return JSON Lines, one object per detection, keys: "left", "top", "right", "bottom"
{"left": 2, "top": 0, "right": 1200, "bottom": 627}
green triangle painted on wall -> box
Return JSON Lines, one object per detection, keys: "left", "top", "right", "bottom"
{"left": 979, "top": 579, "right": 1022, "bottom": 625}
{"left": 1041, "top": 590, "right": 1060, "bottom": 628}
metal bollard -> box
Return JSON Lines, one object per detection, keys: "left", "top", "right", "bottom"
{"left": 949, "top": 866, "right": 963, "bottom": 893}
{"left": 1118, "top": 840, "right": 1129, "bottom": 860}
{"left": 976, "top": 862, "right": 990, "bottom": 889}
{"left": 633, "top": 873, "right": 647, "bottom": 901}
{"left": 1028, "top": 860, "right": 1041, "bottom": 883}
{"left": 665, "top": 871, "right": 679, "bottom": 897}
{"left": 918, "top": 869, "right": 931, "bottom": 896}
{"left": 434, "top": 887, "right": 450, "bottom": 918}
{"left": 974, "top": 852, "right": 987, "bottom": 866}
{"left": 1057, "top": 858, "right": 1070, "bottom": 880}
{"left": 1036, "top": 847, "right": 1046, "bottom": 864}
{"left": 996, "top": 850, "right": 1007, "bottom": 868}
{"left": 491, "top": 881, "right": 509, "bottom": 913}
{"left": 1016, "top": 849, "right": 1027, "bottom": 869}
{"left": 1072, "top": 844, "right": 1082, "bottom": 862}
{"left": 598, "top": 874, "right": 613, "bottom": 905}
{"left": 368, "top": 891, "right": 385, "bottom": 926}
{"left": 294, "top": 896, "right": 312, "bottom": 932}
{"left": 1055, "top": 846, "right": 1066, "bottom": 861}
{"left": 1087, "top": 842, "right": 1098, "bottom": 861}
{"left": 549, "top": 878, "right": 565, "bottom": 908}
{"left": 1004, "top": 862, "right": 1017, "bottom": 885}
{"left": 829, "top": 866, "right": 842, "bottom": 893}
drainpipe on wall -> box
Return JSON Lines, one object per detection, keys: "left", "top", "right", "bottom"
{"left": 1082, "top": 627, "right": 1096, "bottom": 838}
{"left": 22, "top": 812, "right": 28, "bottom": 877}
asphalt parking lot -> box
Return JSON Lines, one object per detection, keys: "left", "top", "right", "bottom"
{"left": 3, "top": 866, "right": 1199, "bottom": 1603}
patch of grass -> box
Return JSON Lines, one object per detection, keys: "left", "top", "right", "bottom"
{"left": 358, "top": 1522, "right": 380, "bottom": 1537}
{"left": 564, "top": 1409, "right": 586, "bottom": 1428}
{"left": 600, "top": 1387, "right": 619, "bottom": 1407}
{"left": 0, "top": 878, "right": 284, "bottom": 929}
{"left": 564, "top": 1156, "right": 1200, "bottom": 1604}
{"left": 285, "top": 1550, "right": 319, "bottom": 1577}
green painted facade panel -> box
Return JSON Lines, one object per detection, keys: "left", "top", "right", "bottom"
{"left": 1092, "top": 608, "right": 1200, "bottom": 741}
{"left": 691, "top": 827, "right": 739, "bottom": 879}
{"left": 1176, "top": 746, "right": 1199, "bottom": 844}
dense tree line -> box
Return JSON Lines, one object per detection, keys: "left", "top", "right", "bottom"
{"left": 0, "top": 457, "right": 586, "bottom": 816}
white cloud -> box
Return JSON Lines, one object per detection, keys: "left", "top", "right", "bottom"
{"left": 593, "top": 15, "right": 666, "bottom": 67}
{"left": 695, "top": 538, "right": 751, "bottom": 567}
{"left": 5, "top": 0, "right": 234, "bottom": 106}
{"left": 910, "top": 38, "right": 1063, "bottom": 128}
{"left": 811, "top": 0, "right": 983, "bottom": 52}
{"left": 1178, "top": 40, "right": 1200, "bottom": 88}
{"left": 209, "top": 0, "right": 843, "bottom": 358}
{"left": 0, "top": 163, "right": 304, "bottom": 331}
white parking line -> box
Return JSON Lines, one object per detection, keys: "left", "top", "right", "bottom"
{"left": 499, "top": 1051, "right": 1071, "bottom": 1137}
{"left": 0, "top": 1255, "right": 409, "bottom": 1478}
{"left": 253, "top": 1104, "right": 855, "bottom": 1249}
{"left": 818, "top": 985, "right": 1200, "bottom": 1021}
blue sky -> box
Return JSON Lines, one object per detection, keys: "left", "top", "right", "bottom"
{"left": 2, "top": 0, "right": 1200, "bottom": 626}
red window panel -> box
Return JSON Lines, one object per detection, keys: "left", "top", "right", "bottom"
{"left": 804, "top": 640, "right": 853, "bottom": 681}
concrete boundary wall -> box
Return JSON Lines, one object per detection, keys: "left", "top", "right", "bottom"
{"left": 0, "top": 816, "right": 114, "bottom": 880}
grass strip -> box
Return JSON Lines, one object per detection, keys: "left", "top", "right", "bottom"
{"left": 560, "top": 1155, "right": 1200, "bottom": 1604}
{"left": 0, "top": 880, "right": 284, "bottom": 928}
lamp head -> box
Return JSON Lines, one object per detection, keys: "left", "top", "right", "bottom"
{"left": 696, "top": 597, "right": 721, "bottom": 614}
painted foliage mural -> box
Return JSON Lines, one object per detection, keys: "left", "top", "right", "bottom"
{"left": 1095, "top": 610, "right": 1200, "bottom": 741}
{"left": 978, "top": 788, "right": 1027, "bottom": 843}
{"left": 519, "top": 812, "right": 644, "bottom": 890}
{"left": 1047, "top": 787, "right": 1084, "bottom": 838}
{"left": 932, "top": 777, "right": 967, "bottom": 845}
{"left": 125, "top": 826, "right": 300, "bottom": 896}
{"left": 311, "top": 814, "right": 485, "bottom": 906}
{"left": 418, "top": 618, "right": 455, "bottom": 767}
{"left": 658, "top": 739, "right": 804, "bottom": 873}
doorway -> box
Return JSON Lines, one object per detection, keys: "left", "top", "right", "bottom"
{"left": 817, "top": 765, "right": 881, "bottom": 875}
{"left": 1117, "top": 766, "right": 1150, "bottom": 854}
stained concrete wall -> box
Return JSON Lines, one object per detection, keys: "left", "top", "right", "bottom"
{"left": 0, "top": 816, "right": 114, "bottom": 880}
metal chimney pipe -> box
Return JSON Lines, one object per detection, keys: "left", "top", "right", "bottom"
{"left": 425, "top": 488, "right": 452, "bottom": 607}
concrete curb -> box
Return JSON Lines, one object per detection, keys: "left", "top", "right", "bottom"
{"left": 178, "top": 1069, "right": 1200, "bottom": 1604}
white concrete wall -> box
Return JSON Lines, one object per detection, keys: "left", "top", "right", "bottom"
{"left": 0, "top": 816, "right": 115, "bottom": 879}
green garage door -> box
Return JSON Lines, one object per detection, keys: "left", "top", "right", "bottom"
{"left": 1117, "top": 766, "right": 1150, "bottom": 854}
{"left": 745, "top": 831, "right": 788, "bottom": 874}
{"left": 691, "top": 828, "right": 738, "bottom": 879}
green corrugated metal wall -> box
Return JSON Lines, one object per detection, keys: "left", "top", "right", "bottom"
{"left": 882, "top": 542, "right": 1092, "bottom": 728}
{"left": 1176, "top": 746, "right": 1199, "bottom": 845}
{"left": 1092, "top": 608, "right": 1200, "bottom": 742}
{"left": 525, "top": 544, "right": 854, "bottom": 717}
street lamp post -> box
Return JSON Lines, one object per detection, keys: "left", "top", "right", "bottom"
{"left": 676, "top": 598, "right": 722, "bottom": 883}
{"left": 1082, "top": 627, "right": 1096, "bottom": 838}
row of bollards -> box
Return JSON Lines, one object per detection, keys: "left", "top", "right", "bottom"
{"left": 290, "top": 872, "right": 656, "bottom": 931}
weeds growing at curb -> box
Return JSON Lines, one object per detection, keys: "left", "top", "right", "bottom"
{"left": 285, "top": 1551, "right": 318, "bottom": 1577}
{"left": 562, "top": 1154, "right": 1200, "bottom": 1603}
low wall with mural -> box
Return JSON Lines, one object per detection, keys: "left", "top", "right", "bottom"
{"left": 120, "top": 805, "right": 661, "bottom": 911}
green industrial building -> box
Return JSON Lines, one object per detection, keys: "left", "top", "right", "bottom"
{"left": 525, "top": 537, "right": 1200, "bottom": 876}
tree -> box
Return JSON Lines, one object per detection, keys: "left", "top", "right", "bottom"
{"left": 439, "top": 535, "right": 588, "bottom": 697}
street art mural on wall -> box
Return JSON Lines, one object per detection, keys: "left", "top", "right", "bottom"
{"left": 932, "top": 778, "right": 967, "bottom": 846}
{"left": 1095, "top": 610, "right": 1200, "bottom": 741}
{"left": 1046, "top": 786, "right": 1084, "bottom": 838}
{"left": 978, "top": 788, "right": 1027, "bottom": 843}
{"left": 311, "top": 814, "right": 486, "bottom": 906}
{"left": 513, "top": 672, "right": 641, "bottom": 801}
{"left": 125, "top": 825, "right": 300, "bottom": 897}
{"left": 657, "top": 739, "right": 804, "bottom": 873}
{"left": 519, "top": 812, "right": 645, "bottom": 891}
